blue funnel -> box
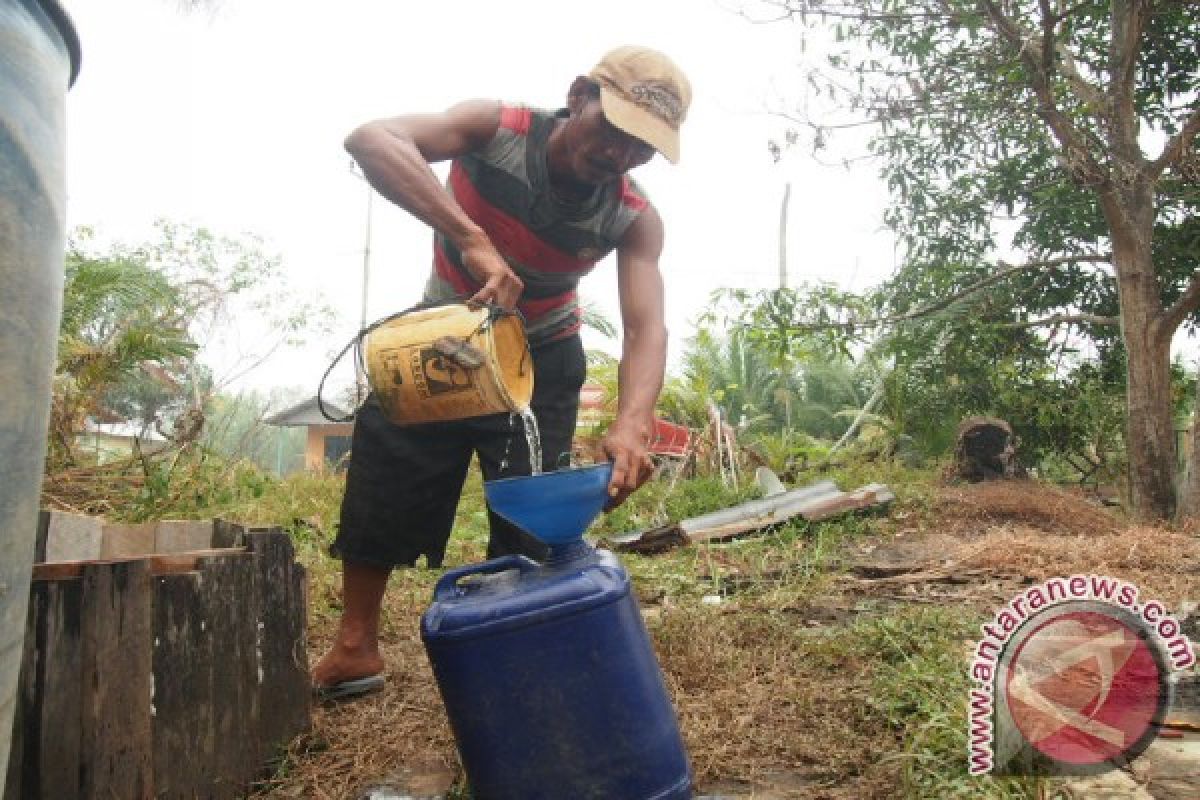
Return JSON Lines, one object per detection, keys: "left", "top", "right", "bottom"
{"left": 485, "top": 463, "right": 614, "bottom": 546}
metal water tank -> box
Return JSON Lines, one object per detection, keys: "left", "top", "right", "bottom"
{"left": 0, "top": 0, "right": 80, "bottom": 770}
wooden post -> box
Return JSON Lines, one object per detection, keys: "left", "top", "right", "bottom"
{"left": 245, "top": 530, "right": 311, "bottom": 762}
{"left": 79, "top": 559, "right": 154, "bottom": 799}
{"left": 211, "top": 518, "right": 244, "bottom": 549}
{"left": 197, "top": 553, "right": 261, "bottom": 798}
{"left": 151, "top": 571, "right": 215, "bottom": 800}
{"left": 3, "top": 577, "right": 83, "bottom": 800}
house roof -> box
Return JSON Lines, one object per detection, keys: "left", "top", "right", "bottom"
{"left": 264, "top": 396, "right": 351, "bottom": 427}
{"left": 84, "top": 420, "right": 167, "bottom": 441}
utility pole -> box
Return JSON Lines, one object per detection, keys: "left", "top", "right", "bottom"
{"left": 778, "top": 181, "right": 791, "bottom": 289}
{"left": 778, "top": 181, "right": 794, "bottom": 436}
{"left": 356, "top": 168, "right": 373, "bottom": 332}
{"left": 350, "top": 163, "right": 374, "bottom": 405}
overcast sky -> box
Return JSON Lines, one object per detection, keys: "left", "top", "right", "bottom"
{"left": 61, "top": 0, "right": 897, "bottom": 395}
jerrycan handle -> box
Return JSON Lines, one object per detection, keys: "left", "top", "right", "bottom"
{"left": 433, "top": 555, "right": 539, "bottom": 602}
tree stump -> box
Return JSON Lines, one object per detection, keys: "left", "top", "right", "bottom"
{"left": 954, "top": 416, "right": 1017, "bottom": 481}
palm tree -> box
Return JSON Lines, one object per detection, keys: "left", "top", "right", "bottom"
{"left": 51, "top": 238, "right": 197, "bottom": 463}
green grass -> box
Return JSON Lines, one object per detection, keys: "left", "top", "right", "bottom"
{"left": 850, "top": 609, "right": 1054, "bottom": 799}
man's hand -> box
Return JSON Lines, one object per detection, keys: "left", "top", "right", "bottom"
{"left": 601, "top": 416, "right": 656, "bottom": 510}
{"left": 460, "top": 233, "right": 523, "bottom": 311}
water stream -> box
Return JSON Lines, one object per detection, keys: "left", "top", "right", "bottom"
{"left": 498, "top": 413, "right": 515, "bottom": 474}
{"left": 519, "top": 406, "right": 543, "bottom": 476}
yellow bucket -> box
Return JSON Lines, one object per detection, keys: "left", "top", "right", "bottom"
{"left": 365, "top": 304, "right": 534, "bottom": 425}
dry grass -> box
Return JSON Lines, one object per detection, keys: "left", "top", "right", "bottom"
{"left": 261, "top": 584, "right": 906, "bottom": 800}
{"left": 252, "top": 476, "right": 1197, "bottom": 799}
{"left": 933, "top": 479, "right": 1122, "bottom": 538}
{"left": 253, "top": 568, "right": 460, "bottom": 799}
{"left": 956, "top": 524, "right": 1199, "bottom": 606}
{"left": 653, "top": 608, "right": 896, "bottom": 798}
{"left": 920, "top": 480, "right": 1198, "bottom": 606}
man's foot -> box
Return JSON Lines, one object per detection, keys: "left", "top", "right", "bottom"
{"left": 313, "top": 673, "right": 386, "bottom": 703}
{"left": 312, "top": 641, "right": 386, "bottom": 700}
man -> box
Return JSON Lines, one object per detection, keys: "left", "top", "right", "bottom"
{"left": 313, "top": 46, "right": 691, "bottom": 699}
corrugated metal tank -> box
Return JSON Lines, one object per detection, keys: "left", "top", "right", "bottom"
{"left": 0, "top": 0, "right": 80, "bottom": 770}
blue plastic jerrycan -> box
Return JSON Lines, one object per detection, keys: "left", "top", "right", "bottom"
{"left": 420, "top": 547, "right": 692, "bottom": 800}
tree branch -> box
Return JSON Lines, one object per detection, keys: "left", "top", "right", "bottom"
{"left": 762, "top": 0, "right": 956, "bottom": 22}
{"left": 1055, "top": 1, "right": 1096, "bottom": 23}
{"left": 1054, "top": 42, "right": 1105, "bottom": 109}
{"left": 767, "top": 254, "right": 1112, "bottom": 333}
{"left": 1158, "top": 269, "right": 1200, "bottom": 340}
{"left": 1002, "top": 312, "right": 1119, "bottom": 329}
{"left": 1148, "top": 104, "right": 1200, "bottom": 180}
{"left": 1107, "top": 0, "right": 1146, "bottom": 159}
{"left": 978, "top": 0, "right": 1105, "bottom": 183}
{"left": 1037, "top": 0, "right": 1058, "bottom": 75}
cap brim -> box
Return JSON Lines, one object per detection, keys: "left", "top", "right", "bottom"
{"left": 599, "top": 87, "right": 680, "bottom": 164}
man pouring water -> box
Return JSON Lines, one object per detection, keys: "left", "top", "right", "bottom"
{"left": 313, "top": 46, "right": 691, "bottom": 700}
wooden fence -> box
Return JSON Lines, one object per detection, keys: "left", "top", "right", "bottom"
{"left": 3, "top": 515, "right": 311, "bottom": 799}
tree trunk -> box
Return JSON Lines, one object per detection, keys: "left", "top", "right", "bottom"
{"left": 953, "top": 416, "right": 1018, "bottom": 482}
{"left": 1177, "top": 383, "right": 1200, "bottom": 518}
{"left": 1105, "top": 187, "right": 1176, "bottom": 520}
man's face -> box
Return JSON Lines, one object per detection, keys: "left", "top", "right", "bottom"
{"left": 563, "top": 98, "right": 656, "bottom": 186}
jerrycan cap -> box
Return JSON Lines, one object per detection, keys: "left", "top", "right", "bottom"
{"left": 484, "top": 463, "right": 614, "bottom": 546}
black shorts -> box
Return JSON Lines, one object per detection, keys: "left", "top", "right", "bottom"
{"left": 330, "top": 334, "right": 587, "bottom": 569}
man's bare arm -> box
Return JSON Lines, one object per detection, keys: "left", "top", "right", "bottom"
{"left": 603, "top": 205, "right": 668, "bottom": 506}
{"left": 344, "top": 100, "right": 523, "bottom": 308}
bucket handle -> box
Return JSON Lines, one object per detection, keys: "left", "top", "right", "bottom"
{"left": 316, "top": 301, "right": 523, "bottom": 423}
{"left": 433, "top": 555, "right": 539, "bottom": 602}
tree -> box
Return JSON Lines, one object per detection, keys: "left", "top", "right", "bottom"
{"left": 756, "top": 0, "right": 1199, "bottom": 518}
{"left": 143, "top": 220, "right": 334, "bottom": 392}
{"left": 51, "top": 223, "right": 334, "bottom": 466}
{"left": 52, "top": 231, "right": 197, "bottom": 463}
{"left": 202, "top": 387, "right": 307, "bottom": 475}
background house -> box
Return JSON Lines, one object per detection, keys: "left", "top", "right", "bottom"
{"left": 77, "top": 420, "right": 168, "bottom": 463}
{"left": 265, "top": 397, "right": 353, "bottom": 471}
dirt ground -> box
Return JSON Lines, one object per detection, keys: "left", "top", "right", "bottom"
{"left": 255, "top": 479, "right": 1199, "bottom": 800}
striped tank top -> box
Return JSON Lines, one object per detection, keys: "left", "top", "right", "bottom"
{"left": 422, "top": 103, "right": 650, "bottom": 345}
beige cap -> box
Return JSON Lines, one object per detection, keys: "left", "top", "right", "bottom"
{"left": 589, "top": 46, "right": 691, "bottom": 164}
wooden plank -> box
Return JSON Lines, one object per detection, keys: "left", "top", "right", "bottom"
{"left": 198, "top": 553, "right": 261, "bottom": 797}
{"left": 79, "top": 559, "right": 154, "bottom": 799}
{"left": 211, "top": 519, "right": 244, "bottom": 549}
{"left": 246, "top": 530, "right": 311, "bottom": 762}
{"left": 32, "top": 550, "right": 245, "bottom": 581}
{"left": 33, "top": 561, "right": 91, "bottom": 580}
{"left": 148, "top": 548, "right": 245, "bottom": 576}
{"left": 4, "top": 577, "right": 85, "bottom": 800}
{"left": 151, "top": 571, "right": 215, "bottom": 800}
